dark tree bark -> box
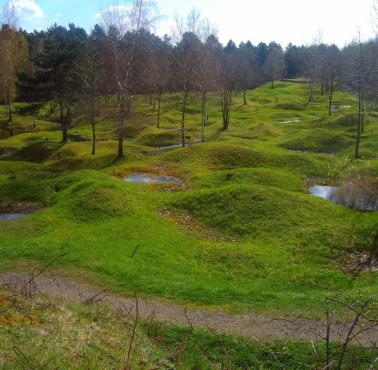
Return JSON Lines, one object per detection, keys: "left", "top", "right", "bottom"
{"left": 201, "top": 89, "right": 207, "bottom": 142}
{"left": 221, "top": 89, "right": 232, "bottom": 130}
{"left": 181, "top": 90, "right": 188, "bottom": 147}
{"left": 62, "top": 105, "right": 71, "bottom": 143}
{"left": 7, "top": 87, "right": 12, "bottom": 123}
{"left": 355, "top": 89, "right": 362, "bottom": 160}
{"left": 328, "top": 79, "right": 334, "bottom": 116}
{"left": 118, "top": 105, "right": 126, "bottom": 158}
{"left": 91, "top": 93, "right": 96, "bottom": 155}
{"left": 156, "top": 90, "right": 162, "bottom": 129}
{"left": 360, "top": 93, "right": 365, "bottom": 134}
{"left": 308, "top": 82, "right": 314, "bottom": 103}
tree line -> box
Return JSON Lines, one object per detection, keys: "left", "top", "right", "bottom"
{"left": 0, "top": 1, "right": 377, "bottom": 158}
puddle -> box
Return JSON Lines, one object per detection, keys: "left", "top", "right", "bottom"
{"left": 279, "top": 118, "right": 301, "bottom": 124}
{"left": 310, "top": 185, "right": 337, "bottom": 201}
{"left": 124, "top": 173, "right": 183, "bottom": 184}
{"left": 0, "top": 147, "right": 16, "bottom": 157}
{"left": 310, "top": 185, "right": 378, "bottom": 211}
{"left": 289, "top": 149, "right": 305, "bottom": 153}
{"left": 0, "top": 202, "right": 40, "bottom": 221}
{"left": 0, "top": 213, "right": 25, "bottom": 221}
{"left": 157, "top": 141, "right": 202, "bottom": 150}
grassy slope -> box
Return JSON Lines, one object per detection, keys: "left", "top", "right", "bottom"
{"left": 1, "top": 291, "right": 375, "bottom": 369}
{"left": 0, "top": 82, "right": 377, "bottom": 318}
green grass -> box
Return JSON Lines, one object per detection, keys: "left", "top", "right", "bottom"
{"left": 0, "top": 81, "right": 378, "bottom": 319}
{"left": 1, "top": 291, "right": 376, "bottom": 369}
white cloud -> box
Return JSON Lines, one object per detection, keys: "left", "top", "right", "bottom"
{"left": 9, "top": 0, "right": 44, "bottom": 20}
{"left": 97, "top": 3, "right": 159, "bottom": 33}
{"left": 96, "top": 5, "right": 132, "bottom": 19}
{"left": 156, "top": 0, "right": 376, "bottom": 46}
{"left": 53, "top": 12, "right": 62, "bottom": 23}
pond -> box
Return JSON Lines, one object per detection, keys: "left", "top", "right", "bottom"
{"left": 0, "top": 213, "right": 25, "bottom": 221}
{"left": 124, "top": 173, "right": 183, "bottom": 184}
{"left": 279, "top": 118, "right": 301, "bottom": 124}
{"left": 310, "top": 185, "right": 378, "bottom": 211}
{"left": 309, "top": 185, "right": 337, "bottom": 201}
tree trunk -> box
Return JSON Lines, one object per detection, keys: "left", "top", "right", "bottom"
{"left": 59, "top": 100, "right": 64, "bottom": 123}
{"left": 62, "top": 125, "right": 68, "bottom": 143}
{"left": 118, "top": 108, "right": 125, "bottom": 158}
{"left": 91, "top": 121, "right": 96, "bottom": 156}
{"left": 32, "top": 112, "right": 36, "bottom": 128}
{"left": 221, "top": 89, "right": 232, "bottom": 130}
{"left": 4, "top": 97, "right": 9, "bottom": 114}
{"left": 91, "top": 94, "right": 96, "bottom": 155}
{"left": 243, "top": 89, "right": 247, "bottom": 105}
{"left": 201, "top": 89, "right": 207, "bottom": 143}
{"left": 60, "top": 101, "right": 67, "bottom": 143}
{"left": 62, "top": 105, "right": 70, "bottom": 143}
{"left": 271, "top": 80, "right": 275, "bottom": 89}
{"left": 308, "top": 82, "right": 314, "bottom": 103}
{"left": 181, "top": 91, "right": 187, "bottom": 148}
{"left": 360, "top": 93, "right": 365, "bottom": 134}
{"left": 355, "top": 90, "right": 362, "bottom": 160}
{"left": 328, "top": 79, "right": 334, "bottom": 116}
{"left": 8, "top": 86, "right": 12, "bottom": 123}
{"left": 157, "top": 91, "right": 161, "bottom": 129}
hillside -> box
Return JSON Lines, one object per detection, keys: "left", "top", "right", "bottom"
{"left": 1, "top": 81, "right": 378, "bottom": 368}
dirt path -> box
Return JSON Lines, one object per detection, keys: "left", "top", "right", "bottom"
{"left": 1, "top": 272, "right": 377, "bottom": 346}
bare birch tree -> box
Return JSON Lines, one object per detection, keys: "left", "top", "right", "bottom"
{"left": 191, "top": 16, "right": 217, "bottom": 142}
{"left": 102, "top": 0, "right": 155, "bottom": 158}
{"left": 218, "top": 43, "right": 242, "bottom": 130}
{"left": 0, "top": 4, "right": 28, "bottom": 131}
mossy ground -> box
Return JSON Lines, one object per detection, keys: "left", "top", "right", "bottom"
{"left": 0, "top": 82, "right": 377, "bottom": 320}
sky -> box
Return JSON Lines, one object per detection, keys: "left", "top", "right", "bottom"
{"left": 1, "top": 0, "right": 377, "bottom": 47}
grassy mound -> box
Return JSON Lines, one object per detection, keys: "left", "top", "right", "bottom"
{"left": 163, "top": 142, "right": 273, "bottom": 171}
{"left": 333, "top": 113, "right": 358, "bottom": 128}
{"left": 280, "top": 129, "right": 353, "bottom": 154}
{"left": 248, "top": 123, "right": 281, "bottom": 139}
{"left": 275, "top": 102, "right": 305, "bottom": 111}
{"left": 53, "top": 170, "right": 133, "bottom": 222}
{"left": 171, "top": 184, "right": 352, "bottom": 242}
{"left": 190, "top": 168, "right": 305, "bottom": 193}
{"left": 136, "top": 128, "right": 181, "bottom": 147}
{"left": 10, "top": 142, "right": 60, "bottom": 163}
{"left": 0, "top": 165, "right": 54, "bottom": 205}
{"left": 230, "top": 123, "right": 281, "bottom": 141}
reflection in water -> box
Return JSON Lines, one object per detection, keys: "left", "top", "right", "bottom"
{"left": 0, "top": 213, "right": 25, "bottom": 221}
{"left": 279, "top": 118, "right": 301, "bottom": 124}
{"left": 310, "top": 186, "right": 337, "bottom": 201}
{"left": 310, "top": 184, "right": 378, "bottom": 211}
{"left": 125, "top": 173, "right": 182, "bottom": 184}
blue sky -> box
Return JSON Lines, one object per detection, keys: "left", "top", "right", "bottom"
{"left": 1, "top": 0, "right": 377, "bottom": 46}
